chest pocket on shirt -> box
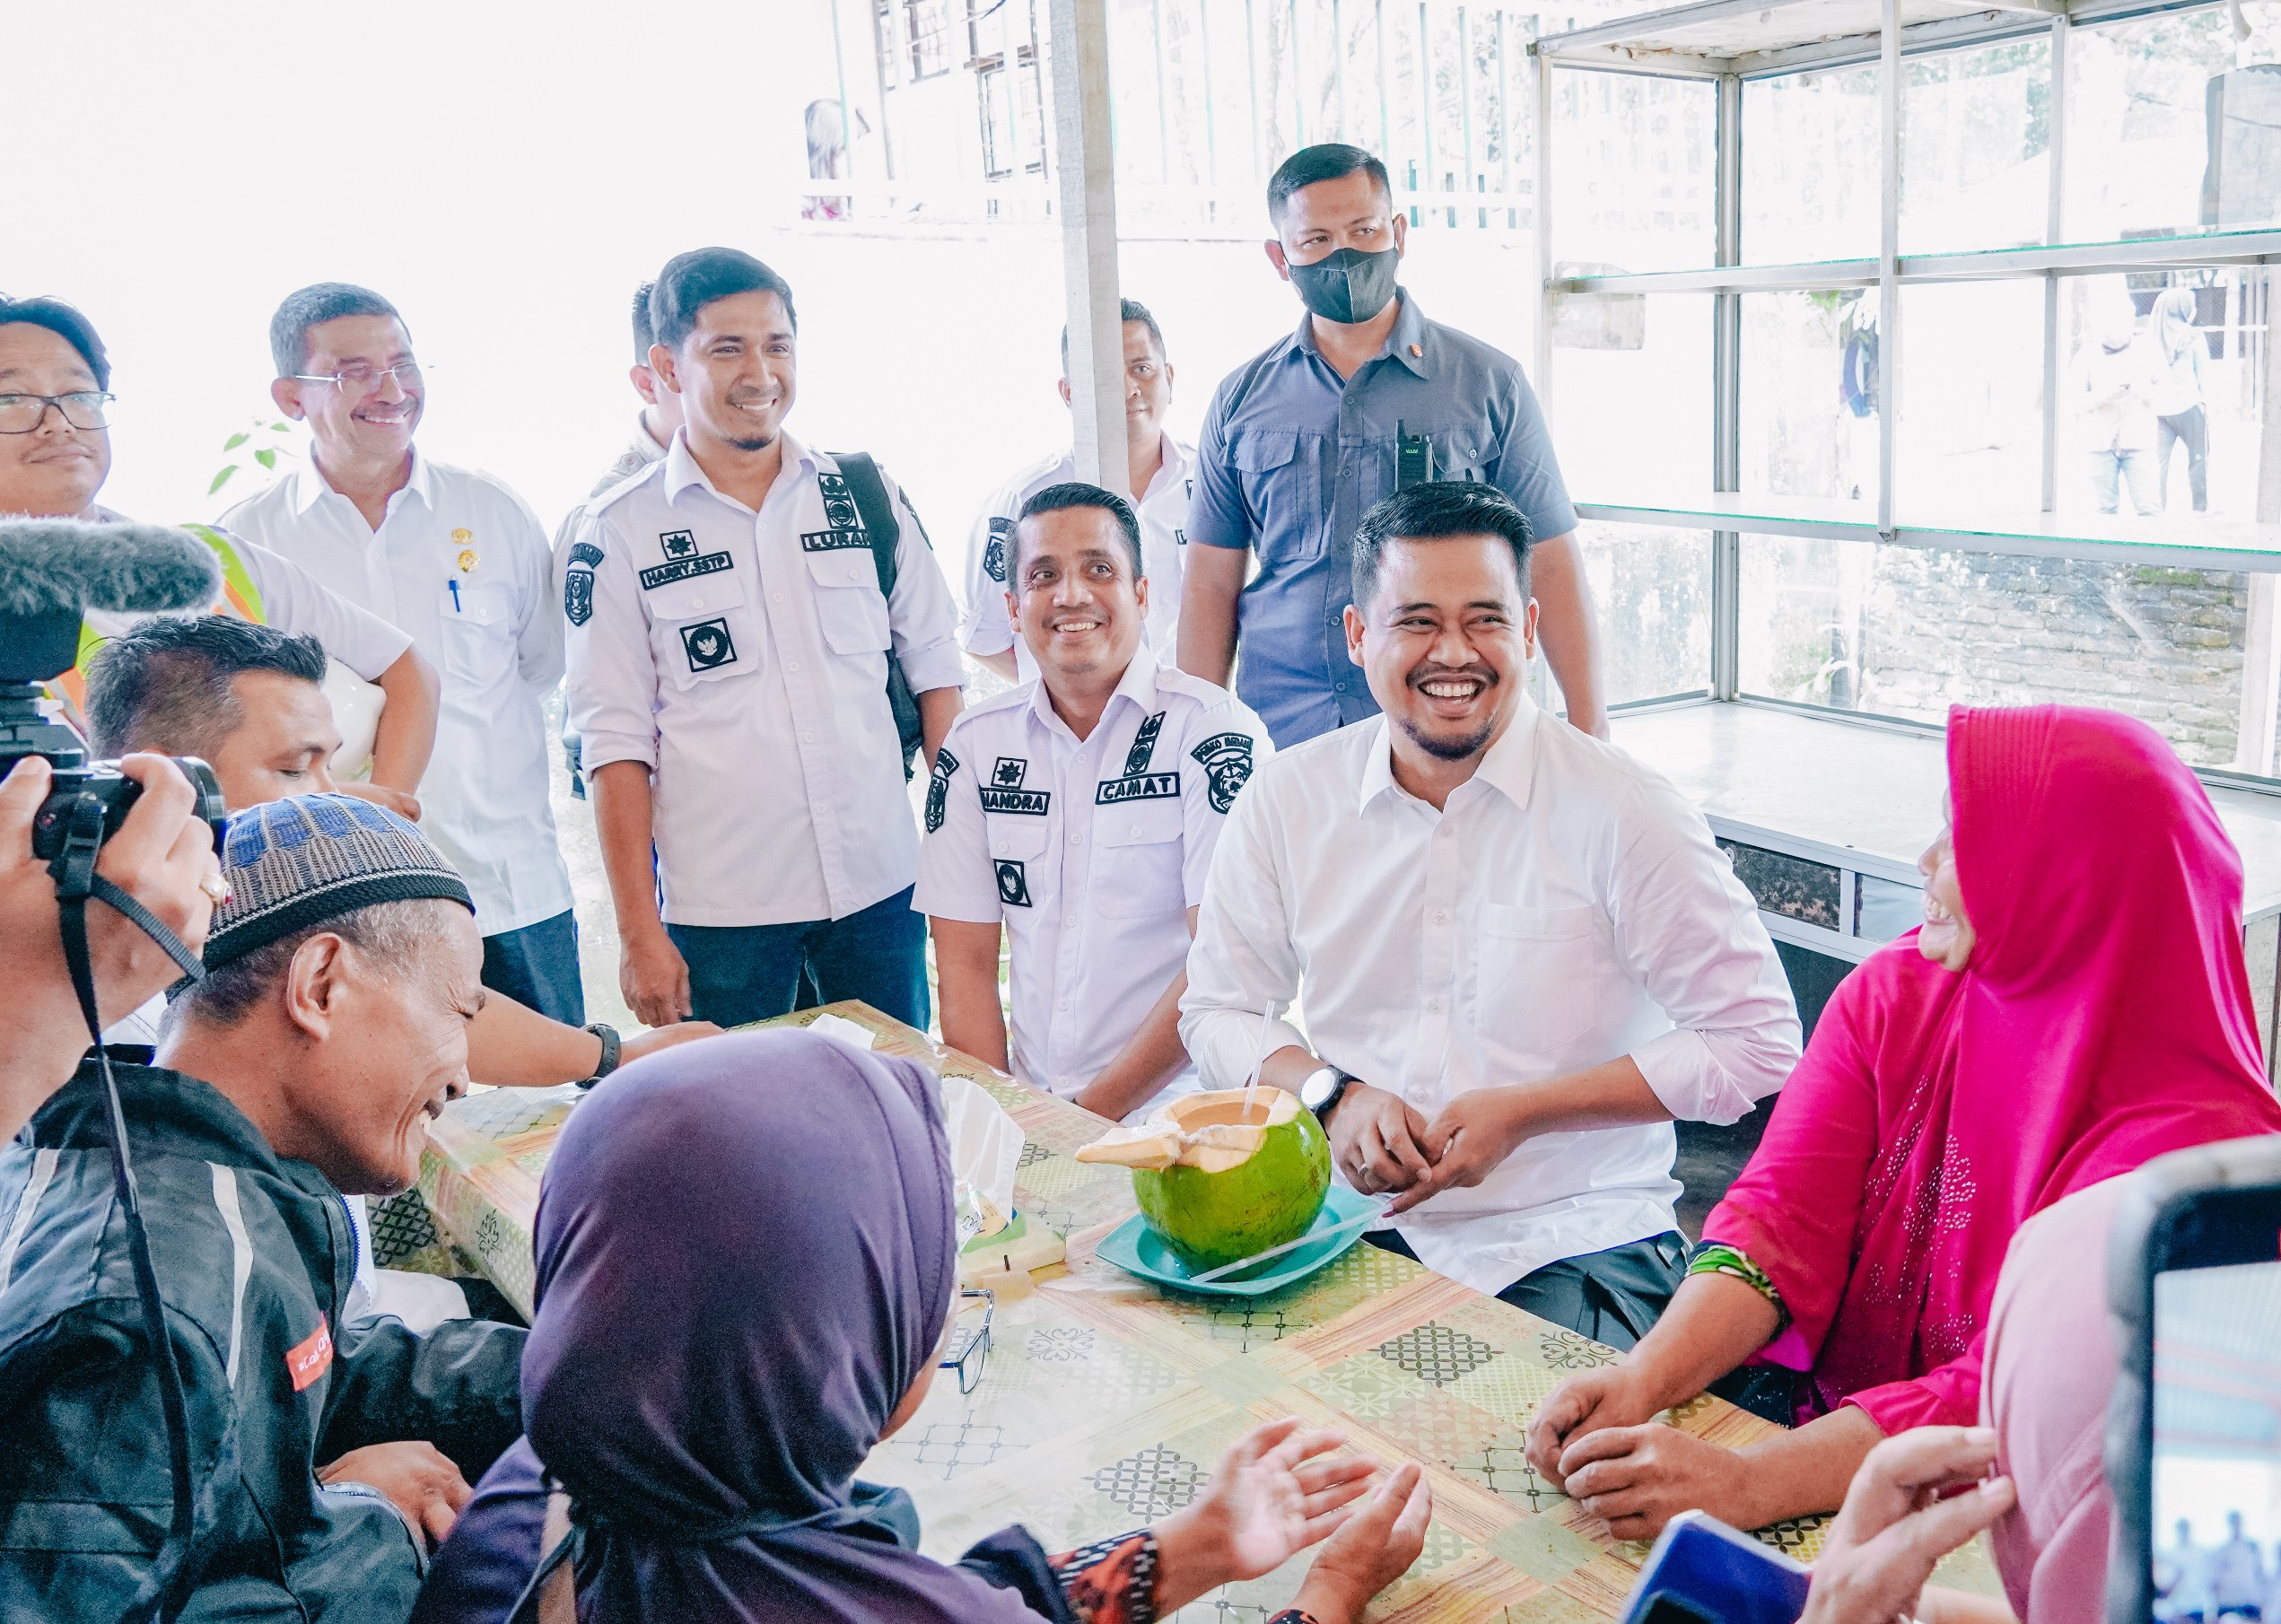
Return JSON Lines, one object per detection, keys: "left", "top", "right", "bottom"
{"left": 807, "top": 553, "right": 891, "bottom": 655}
{"left": 437, "top": 581, "right": 516, "bottom": 689}
{"left": 1478, "top": 903, "right": 1602, "bottom": 1054}
{"left": 1094, "top": 799, "right": 1185, "bottom": 920}
{"left": 1229, "top": 429, "right": 1315, "bottom": 565}
{"left": 648, "top": 568, "right": 751, "bottom": 687}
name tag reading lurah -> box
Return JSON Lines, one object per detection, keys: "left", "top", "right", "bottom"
{"left": 800, "top": 528, "right": 870, "bottom": 552}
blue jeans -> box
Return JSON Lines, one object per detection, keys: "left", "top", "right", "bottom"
{"left": 2092, "top": 447, "right": 2159, "bottom": 515}
{"left": 667, "top": 886, "right": 928, "bottom": 1030}
{"left": 481, "top": 909, "right": 585, "bottom": 1026}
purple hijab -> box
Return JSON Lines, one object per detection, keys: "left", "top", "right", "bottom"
{"left": 430, "top": 1031, "right": 1047, "bottom": 1623}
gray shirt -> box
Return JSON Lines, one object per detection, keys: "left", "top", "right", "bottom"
{"left": 1188, "top": 292, "right": 1576, "bottom": 747}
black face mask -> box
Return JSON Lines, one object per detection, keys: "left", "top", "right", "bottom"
{"left": 1286, "top": 245, "right": 1400, "bottom": 326}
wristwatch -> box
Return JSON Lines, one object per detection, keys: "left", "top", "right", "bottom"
{"left": 575, "top": 1023, "right": 622, "bottom": 1090}
{"left": 1298, "top": 1064, "right": 1353, "bottom": 1124}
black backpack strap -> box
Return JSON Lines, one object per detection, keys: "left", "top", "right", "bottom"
{"left": 832, "top": 452, "right": 900, "bottom": 602}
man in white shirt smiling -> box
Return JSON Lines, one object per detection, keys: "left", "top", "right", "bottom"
{"left": 918, "top": 482, "right": 1269, "bottom": 1121}
{"left": 224, "top": 284, "right": 581, "bottom": 1025}
{"left": 568, "top": 248, "right": 966, "bottom": 1030}
{"left": 1181, "top": 482, "right": 1799, "bottom": 1346}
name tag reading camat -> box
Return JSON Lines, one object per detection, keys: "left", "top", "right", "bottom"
{"left": 1096, "top": 773, "right": 1181, "bottom": 805}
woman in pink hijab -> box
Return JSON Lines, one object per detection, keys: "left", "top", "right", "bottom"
{"left": 1524, "top": 704, "right": 2281, "bottom": 1539}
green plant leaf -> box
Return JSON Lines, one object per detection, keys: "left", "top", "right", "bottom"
{"left": 270, "top": 422, "right": 290, "bottom": 432}
{"left": 208, "top": 465, "right": 238, "bottom": 494}
{"left": 223, "top": 431, "right": 250, "bottom": 450}
{"left": 254, "top": 448, "right": 276, "bottom": 469}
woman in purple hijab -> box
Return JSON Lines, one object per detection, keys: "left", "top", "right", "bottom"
{"left": 413, "top": 1031, "right": 1430, "bottom": 1624}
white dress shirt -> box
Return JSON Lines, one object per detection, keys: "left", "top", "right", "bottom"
{"left": 914, "top": 646, "right": 1270, "bottom": 1117}
{"left": 566, "top": 432, "right": 966, "bottom": 927}
{"left": 83, "top": 507, "right": 413, "bottom": 681}
{"left": 223, "top": 455, "right": 573, "bottom": 936}
{"left": 1181, "top": 701, "right": 1801, "bottom": 1297}
{"left": 960, "top": 438, "right": 1194, "bottom": 678}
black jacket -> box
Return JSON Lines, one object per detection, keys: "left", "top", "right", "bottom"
{"left": 0, "top": 1056, "right": 525, "bottom": 1622}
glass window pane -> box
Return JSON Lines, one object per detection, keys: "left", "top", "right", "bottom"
{"left": 1894, "top": 280, "right": 2047, "bottom": 521}
{"left": 2065, "top": 2, "right": 2281, "bottom": 241}
{"left": 1744, "top": 65, "right": 1880, "bottom": 264}
{"left": 1550, "top": 68, "right": 1717, "bottom": 274}
{"left": 1550, "top": 292, "right": 1713, "bottom": 500}
{"left": 1740, "top": 289, "right": 1882, "bottom": 504}
{"left": 1900, "top": 38, "right": 2050, "bottom": 255}
{"left": 1575, "top": 521, "right": 1709, "bottom": 705}
{"left": 1741, "top": 534, "right": 2258, "bottom": 769}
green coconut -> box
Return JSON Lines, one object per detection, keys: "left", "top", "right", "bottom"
{"left": 1076, "top": 1087, "right": 1332, "bottom": 1271}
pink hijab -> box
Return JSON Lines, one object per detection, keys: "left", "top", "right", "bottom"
{"left": 1702, "top": 704, "right": 2281, "bottom": 1431}
{"left": 1981, "top": 1174, "right": 2132, "bottom": 1624}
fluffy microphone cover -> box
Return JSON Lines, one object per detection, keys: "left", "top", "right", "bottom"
{"left": 0, "top": 519, "right": 223, "bottom": 617}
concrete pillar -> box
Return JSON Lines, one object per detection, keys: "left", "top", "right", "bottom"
{"left": 1047, "top": 0, "right": 1130, "bottom": 493}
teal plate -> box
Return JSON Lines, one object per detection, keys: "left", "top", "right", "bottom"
{"left": 1093, "top": 1185, "right": 1381, "bottom": 1299}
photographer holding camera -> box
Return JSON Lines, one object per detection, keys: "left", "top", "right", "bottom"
{"left": 0, "top": 750, "right": 220, "bottom": 1139}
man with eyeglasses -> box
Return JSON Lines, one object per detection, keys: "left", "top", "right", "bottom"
{"left": 0, "top": 292, "right": 439, "bottom": 816}
{"left": 223, "top": 283, "right": 583, "bottom": 1026}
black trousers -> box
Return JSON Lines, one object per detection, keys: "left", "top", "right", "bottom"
{"left": 1367, "top": 1228, "right": 1689, "bottom": 1352}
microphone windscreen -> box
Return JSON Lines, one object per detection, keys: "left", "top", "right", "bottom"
{"left": 0, "top": 520, "right": 223, "bottom": 617}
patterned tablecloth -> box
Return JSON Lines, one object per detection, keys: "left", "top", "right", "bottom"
{"left": 383, "top": 1001, "right": 2001, "bottom": 1620}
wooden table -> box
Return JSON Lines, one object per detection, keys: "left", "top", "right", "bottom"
{"left": 389, "top": 1000, "right": 2000, "bottom": 1620}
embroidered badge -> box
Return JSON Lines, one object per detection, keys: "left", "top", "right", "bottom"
{"left": 640, "top": 551, "right": 733, "bottom": 589}
{"left": 992, "top": 756, "right": 1027, "bottom": 788}
{"left": 660, "top": 529, "right": 698, "bottom": 559}
{"left": 1096, "top": 772, "right": 1181, "bottom": 805}
{"left": 681, "top": 617, "right": 738, "bottom": 671}
{"left": 1123, "top": 712, "right": 1165, "bottom": 777}
{"left": 926, "top": 747, "right": 960, "bottom": 834}
{"left": 800, "top": 528, "right": 870, "bottom": 552}
{"left": 817, "top": 471, "right": 864, "bottom": 530}
{"left": 995, "top": 859, "right": 1032, "bottom": 907}
{"left": 569, "top": 542, "right": 605, "bottom": 569}
{"left": 286, "top": 1322, "right": 334, "bottom": 1392}
{"left": 983, "top": 517, "right": 1012, "bottom": 584}
{"left": 564, "top": 570, "right": 594, "bottom": 626}
{"left": 1191, "top": 732, "right": 1256, "bottom": 814}
{"left": 979, "top": 755, "right": 1049, "bottom": 815}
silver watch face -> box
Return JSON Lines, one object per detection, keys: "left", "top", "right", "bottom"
{"left": 1299, "top": 1067, "right": 1339, "bottom": 1110}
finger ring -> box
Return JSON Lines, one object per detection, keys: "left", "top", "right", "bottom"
{"left": 199, "top": 873, "right": 232, "bottom": 904}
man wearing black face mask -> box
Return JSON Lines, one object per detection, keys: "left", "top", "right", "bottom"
{"left": 1179, "top": 144, "right": 1605, "bottom": 749}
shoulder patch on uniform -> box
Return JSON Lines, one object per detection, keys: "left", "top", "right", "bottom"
{"left": 1191, "top": 731, "right": 1256, "bottom": 814}
{"left": 983, "top": 517, "right": 1013, "bottom": 583}
{"left": 1096, "top": 772, "right": 1181, "bottom": 805}
{"left": 925, "top": 747, "right": 960, "bottom": 833}
{"left": 1123, "top": 711, "right": 1165, "bottom": 777}
{"left": 641, "top": 551, "right": 732, "bottom": 589}
{"left": 680, "top": 617, "right": 738, "bottom": 672}
{"left": 564, "top": 565, "right": 595, "bottom": 626}
{"left": 995, "top": 859, "right": 1032, "bottom": 908}
{"left": 568, "top": 540, "right": 605, "bottom": 568}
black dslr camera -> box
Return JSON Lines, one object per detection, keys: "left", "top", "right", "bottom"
{"left": 0, "top": 546, "right": 227, "bottom": 869}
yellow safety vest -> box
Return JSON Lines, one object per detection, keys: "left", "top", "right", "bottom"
{"left": 53, "top": 523, "right": 268, "bottom": 717}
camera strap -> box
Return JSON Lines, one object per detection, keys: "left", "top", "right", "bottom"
{"left": 49, "top": 792, "right": 213, "bottom": 1623}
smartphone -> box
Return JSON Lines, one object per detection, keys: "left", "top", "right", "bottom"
{"left": 2104, "top": 1134, "right": 2281, "bottom": 1624}
{"left": 1619, "top": 1509, "right": 1811, "bottom": 1624}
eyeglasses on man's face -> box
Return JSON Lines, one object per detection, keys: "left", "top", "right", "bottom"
{"left": 291, "top": 360, "right": 425, "bottom": 399}
{"left": 939, "top": 1287, "right": 994, "bottom": 1395}
{"left": 0, "top": 392, "right": 113, "bottom": 434}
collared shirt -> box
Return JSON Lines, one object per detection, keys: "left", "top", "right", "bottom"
{"left": 567, "top": 431, "right": 966, "bottom": 927}
{"left": 1181, "top": 701, "right": 1800, "bottom": 1297}
{"left": 550, "top": 416, "right": 675, "bottom": 621}
{"left": 913, "top": 646, "right": 1269, "bottom": 1116}
{"left": 959, "top": 437, "right": 1196, "bottom": 678}
{"left": 83, "top": 506, "right": 413, "bottom": 680}
{"left": 1188, "top": 292, "right": 1578, "bottom": 747}
{"left": 223, "top": 454, "right": 572, "bottom": 935}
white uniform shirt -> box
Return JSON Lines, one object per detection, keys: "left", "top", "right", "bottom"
{"left": 1181, "top": 702, "right": 1801, "bottom": 1297}
{"left": 83, "top": 507, "right": 413, "bottom": 681}
{"left": 223, "top": 455, "right": 573, "bottom": 936}
{"left": 960, "top": 438, "right": 1194, "bottom": 679}
{"left": 914, "top": 647, "right": 1269, "bottom": 1117}
{"left": 551, "top": 417, "right": 674, "bottom": 614}
{"left": 566, "top": 432, "right": 966, "bottom": 927}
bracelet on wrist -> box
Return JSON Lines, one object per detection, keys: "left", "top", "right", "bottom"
{"left": 577, "top": 1022, "right": 621, "bottom": 1089}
